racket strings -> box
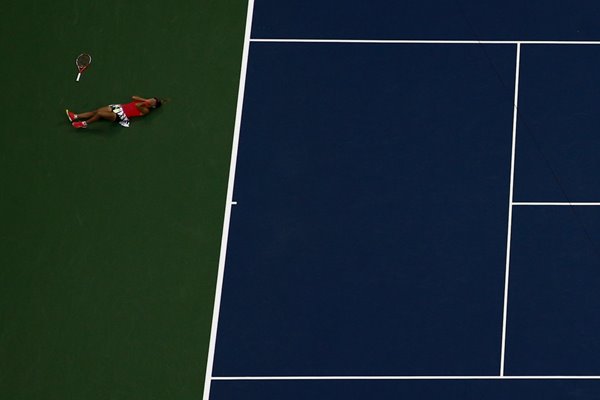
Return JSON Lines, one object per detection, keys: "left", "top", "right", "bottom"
{"left": 76, "top": 54, "right": 91, "bottom": 69}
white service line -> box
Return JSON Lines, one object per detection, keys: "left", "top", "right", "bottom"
{"left": 499, "top": 43, "right": 521, "bottom": 377}
{"left": 202, "top": 1, "right": 256, "bottom": 399}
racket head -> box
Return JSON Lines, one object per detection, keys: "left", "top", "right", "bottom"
{"left": 76, "top": 53, "right": 92, "bottom": 73}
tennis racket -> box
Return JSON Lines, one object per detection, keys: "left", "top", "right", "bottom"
{"left": 75, "top": 53, "right": 92, "bottom": 81}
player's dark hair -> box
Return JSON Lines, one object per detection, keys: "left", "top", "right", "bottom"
{"left": 153, "top": 97, "right": 162, "bottom": 108}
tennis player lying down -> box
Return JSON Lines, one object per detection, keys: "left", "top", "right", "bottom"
{"left": 66, "top": 96, "right": 162, "bottom": 128}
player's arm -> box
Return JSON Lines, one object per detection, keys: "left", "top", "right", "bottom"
{"left": 134, "top": 102, "right": 152, "bottom": 115}
{"left": 133, "top": 96, "right": 154, "bottom": 111}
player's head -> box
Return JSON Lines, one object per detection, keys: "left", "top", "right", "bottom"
{"left": 152, "top": 97, "right": 162, "bottom": 108}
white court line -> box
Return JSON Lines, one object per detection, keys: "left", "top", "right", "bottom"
{"left": 212, "top": 375, "right": 600, "bottom": 381}
{"left": 514, "top": 202, "right": 600, "bottom": 206}
{"left": 202, "top": 0, "right": 256, "bottom": 399}
{"left": 251, "top": 39, "right": 600, "bottom": 45}
{"left": 499, "top": 43, "right": 521, "bottom": 377}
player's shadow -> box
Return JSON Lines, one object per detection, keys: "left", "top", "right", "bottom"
{"left": 57, "top": 114, "right": 122, "bottom": 137}
{"left": 64, "top": 124, "right": 122, "bottom": 137}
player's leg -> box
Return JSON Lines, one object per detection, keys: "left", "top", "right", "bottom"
{"left": 76, "top": 111, "right": 96, "bottom": 119}
{"left": 84, "top": 107, "right": 116, "bottom": 124}
{"left": 67, "top": 109, "right": 97, "bottom": 122}
{"left": 72, "top": 107, "right": 116, "bottom": 128}
{"left": 69, "top": 107, "right": 115, "bottom": 122}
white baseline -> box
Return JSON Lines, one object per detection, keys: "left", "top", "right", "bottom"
{"left": 514, "top": 202, "right": 600, "bottom": 206}
{"left": 212, "top": 375, "right": 600, "bottom": 381}
{"left": 251, "top": 39, "right": 600, "bottom": 45}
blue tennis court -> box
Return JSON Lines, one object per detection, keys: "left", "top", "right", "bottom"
{"left": 204, "top": 1, "right": 600, "bottom": 398}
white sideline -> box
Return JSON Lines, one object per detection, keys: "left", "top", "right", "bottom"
{"left": 202, "top": 0, "right": 256, "bottom": 399}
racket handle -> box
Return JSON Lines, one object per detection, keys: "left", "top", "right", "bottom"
{"left": 76, "top": 72, "right": 81, "bottom": 82}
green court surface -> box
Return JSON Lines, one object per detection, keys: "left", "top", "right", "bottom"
{"left": 0, "top": 1, "right": 247, "bottom": 399}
